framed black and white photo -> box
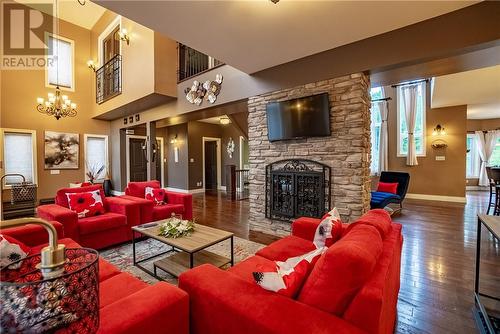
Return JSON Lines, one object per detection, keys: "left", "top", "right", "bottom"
{"left": 44, "top": 131, "right": 79, "bottom": 169}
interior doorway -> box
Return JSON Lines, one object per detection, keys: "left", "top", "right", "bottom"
{"left": 126, "top": 135, "right": 164, "bottom": 186}
{"left": 202, "top": 137, "right": 222, "bottom": 191}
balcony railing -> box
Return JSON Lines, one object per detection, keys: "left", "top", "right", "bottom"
{"left": 96, "top": 54, "right": 122, "bottom": 104}
{"left": 178, "top": 44, "right": 223, "bottom": 82}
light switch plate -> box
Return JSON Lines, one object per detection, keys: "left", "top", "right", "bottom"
{"left": 50, "top": 170, "right": 60, "bottom": 175}
{"left": 435, "top": 156, "right": 446, "bottom": 161}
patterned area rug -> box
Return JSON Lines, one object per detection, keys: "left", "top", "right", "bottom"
{"left": 100, "top": 236, "right": 265, "bottom": 285}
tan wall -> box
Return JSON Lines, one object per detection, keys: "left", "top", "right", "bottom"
{"left": 467, "top": 118, "right": 500, "bottom": 132}
{"left": 381, "top": 85, "right": 467, "bottom": 198}
{"left": 1, "top": 19, "right": 110, "bottom": 200}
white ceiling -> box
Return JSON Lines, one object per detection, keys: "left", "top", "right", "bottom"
{"left": 198, "top": 115, "right": 230, "bottom": 125}
{"left": 431, "top": 65, "right": 500, "bottom": 119}
{"left": 17, "top": 0, "right": 106, "bottom": 30}
{"left": 96, "top": 0, "right": 477, "bottom": 73}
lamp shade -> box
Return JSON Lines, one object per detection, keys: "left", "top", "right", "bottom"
{"left": 0, "top": 248, "right": 99, "bottom": 333}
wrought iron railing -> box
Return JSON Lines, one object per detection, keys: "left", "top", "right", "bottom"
{"left": 96, "top": 54, "right": 122, "bottom": 104}
{"left": 178, "top": 43, "right": 223, "bottom": 82}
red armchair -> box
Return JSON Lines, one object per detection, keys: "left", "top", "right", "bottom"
{"left": 0, "top": 223, "right": 189, "bottom": 334}
{"left": 118, "top": 181, "right": 193, "bottom": 223}
{"left": 179, "top": 210, "right": 403, "bottom": 334}
{"left": 37, "top": 185, "right": 141, "bottom": 249}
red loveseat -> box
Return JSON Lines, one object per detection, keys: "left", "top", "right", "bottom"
{"left": 0, "top": 222, "right": 189, "bottom": 334}
{"left": 37, "top": 185, "right": 141, "bottom": 249}
{"left": 118, "top": 181, "right": 193, "bottom": 223}
{"left": 179, "top": 210, "right": 403, "bottom": 334}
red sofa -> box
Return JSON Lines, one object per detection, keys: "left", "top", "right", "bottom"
{"left": 0, "top": 222, "right": 189, "bottom": 334}
{"left": 118, "top": 181, "right": 193, "bottom": 223}
{"left": 37, "top": 185, "right": 141, "bottom": 249}
{"left": 179, "top": 210, "right": 403, "bottom": 334}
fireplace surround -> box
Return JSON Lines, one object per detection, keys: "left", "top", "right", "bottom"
{"left": 266, "top": 159, "right": 331, "bottom": 221}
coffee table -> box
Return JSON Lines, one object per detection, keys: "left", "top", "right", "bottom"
{"left": 131, "top": 222, "right": 234, "bottom": 279}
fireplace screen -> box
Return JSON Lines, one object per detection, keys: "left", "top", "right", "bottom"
{"left": 266, "top": 160, "right": 331, "bottom": 222}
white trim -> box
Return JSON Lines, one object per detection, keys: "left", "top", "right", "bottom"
{"left": 405, "top": 193, "right": 466, "bottom": 203}
{"left": 188, "top": 188, "right": 206, "bottom": 194}
{"left": 466, "top": 186, "right": 488, "bottom": 191}
{"left": 202, "top": 137, "right": 222, "bottom": 190}
{"left": 0, "top": 128, "right": 38, "bottom": 189}
{"left": 111, "top": 190, "right": 125, "bottom": 196}
{"left": 396, "top": 82, "right": 426, "bottom": 158}
{"left": 218, "top": 185, "right": 226, "bottom": 191}
{"left": 45, "top": 33, "right": 75, "bottom": 92}
{"left": 84, "top": 134, "right": 109, "bottom": 183}
{"left": 97, "top": 15, "right": 122, "bottom": 67}
{"left": 126, "top": 135, "right": 164, "bottom": 186}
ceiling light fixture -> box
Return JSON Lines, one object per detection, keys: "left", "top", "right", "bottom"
{"left": 219, "top": 116, "right": 230, "bottom": 125}
{"left": 270, "top": 0, "right": 280, "bottom": 4}
{"left": 36, "top": 0, "right": 77, "bottom": 120}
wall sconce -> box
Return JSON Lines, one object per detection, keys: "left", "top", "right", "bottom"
{"left": 87, "top": 59, "right": 96, "bottom": 72}
{"left": 432, "top": 124, "right": 446, "bottom": 136}
{"left": 118, "top": 28, "right": 130, "bottom": 45}
{"left": 170, "top": 134, "right": 178, "bottom": 144}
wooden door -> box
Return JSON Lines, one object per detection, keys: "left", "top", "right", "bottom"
{"left": 204, "top": 141, "right": 217, "bottom": 190}
{"left": 129, "top": 138, "right": 147, "bottom": 182}
{"left": 102, "top": 26, "right": 120, "bottom": 97}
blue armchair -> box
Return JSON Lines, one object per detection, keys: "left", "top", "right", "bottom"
{"left": 370, "top": 171, "right": 410, "bottom": 211}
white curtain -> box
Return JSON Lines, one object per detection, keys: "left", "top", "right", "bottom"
{"left": 378, "top": 98, "right": 389, "bottom": 174}
{"left": 402, "top": 85, "right": 418, "bottom": 166}
{"left": 476, "top": 130, "right": 500, "bottom": 186}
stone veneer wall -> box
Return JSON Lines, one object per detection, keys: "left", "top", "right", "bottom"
{"left": 248, "top": 73, "right": 371, "bottom": 236}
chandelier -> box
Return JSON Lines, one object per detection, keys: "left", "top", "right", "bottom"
{"left": 36, "top": 87, "right": 77, "bottom": 120}
{"left": 36, "top": 0, "right": 77, "bottom": 120}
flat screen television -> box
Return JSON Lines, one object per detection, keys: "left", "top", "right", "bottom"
{"left": 266, "top": 93, "right": 331, "bottom": 142}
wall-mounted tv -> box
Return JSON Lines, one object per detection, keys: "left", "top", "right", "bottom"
{"left": 266, "top": 93, "right": 331, "bottom": 142}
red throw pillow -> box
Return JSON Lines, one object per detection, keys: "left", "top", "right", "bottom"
{"left": 66, "top": 190, "right": 105, "bottom": 218}
{"left": 253, "top": 247, "right": 326, "bottom": 298}
{"left": 377, "top": 182, "right": 398, "bottom": 194}
{"left": 145, "top": 186, "right": 166, "bottom": 206}
{"left": 0, "top": 234, "right": 30, "bottom": 269}
{"left": 315, "top": 207, "right": 343, "bottom": 248}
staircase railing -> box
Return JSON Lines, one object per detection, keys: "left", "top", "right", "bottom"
{"left": 177, "top": 43, "right": 223, "bottom": 82}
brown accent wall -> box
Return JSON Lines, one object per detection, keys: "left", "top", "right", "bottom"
{"left": 380, "top": 85, "right": 467, "bottom": 198}
{"left": 1, "top": 18, "right": 110, "bottom": 200}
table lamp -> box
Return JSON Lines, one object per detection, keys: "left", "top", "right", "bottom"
{"left": 0, "top": 218, "right": 99, "bottom": 333}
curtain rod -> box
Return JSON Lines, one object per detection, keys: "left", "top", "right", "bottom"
{"left": 371, "top": 97, "right": 392, "bottom": 102}
{"left": 391, "top": 79, "right": 429, "bottom": 88}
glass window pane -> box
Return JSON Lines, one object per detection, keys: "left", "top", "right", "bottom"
{"left": 4, "top": 132, "right": 34, "bottom": 184}
{"left": 490, "top": 138, "right": 500, "bottom": 166}
{"left": 86, "top": 137, "right": 107, "bottom": 180}
{"left": 48, "top": 36, "right": 73, "bottom": 88}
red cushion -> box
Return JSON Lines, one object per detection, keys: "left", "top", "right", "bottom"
{"left": 256, "top": 235, "right": 316, "bottom": 262}
{"left": 126, "top": 181, "right": 161, "bottom": 198}
{"left": 377, "top": 182, "right": 398, "bottom": 194}
{"left": 228, "top": 255, "right": 277, "bottom": 284}
{"left": 298, "top": 224, "right": 383, "bottom": 315}
{"left": 344, "top": 209, "right": 392, "bottom": 239}
{"left": 66, "top": 190, "right": 105, "bottom": 218}
{"left": 0, "top": 234, "right": 31, "bottom": 253}
{"left": 145, "top": 187, "right": 167, "bottom": 205}
{"left": 56, "top": 185, "right": 105, "bottom": 208}
{"left": 152, "top": 204, "right": 185, "bottom": 221}
{"left": 100, "top": 272, "right": 148, "bottom": 308}
{"left": 78, "top": 212, "right": 127, "bottom": 235}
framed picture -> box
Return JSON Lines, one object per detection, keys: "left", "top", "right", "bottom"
{"left": 44, "top": 131, "right": 79, "bottom": 169}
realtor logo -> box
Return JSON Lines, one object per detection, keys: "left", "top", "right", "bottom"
{"left": 1, "top": 1, "right": 54, "bottom": 69}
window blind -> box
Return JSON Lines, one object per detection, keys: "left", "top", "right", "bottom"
{"left": 4, "top": 132, "right": 34, "bottom": 185}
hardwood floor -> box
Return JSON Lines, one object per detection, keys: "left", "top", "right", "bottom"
{"left": 192, "top": 190, "right": 499, "bottom": 334}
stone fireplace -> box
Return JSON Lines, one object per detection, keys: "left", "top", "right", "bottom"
{"left": 248, "top": 73, "right": 371, "bottom": 236}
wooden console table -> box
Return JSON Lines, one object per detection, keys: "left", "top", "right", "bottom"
{"left": 473, "top": 215, "right": 500, "bottom": 334}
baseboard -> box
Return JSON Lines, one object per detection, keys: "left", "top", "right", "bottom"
{"left": 188, "top": 188, "right": 205, "bottom": 194}
{"left": 218, "top": 186, "right": 227, "bottom": 191}
{"left": 111, "top": 190, "right": 125, "bottom": 196}
{"left": 165, "top": 187, "right": 189, "bottom": 194}
{"left": 406, "top": 193, "right": 467, "bottom": 203}
{"left": 466, "top": 186, "right": 488, "bottom": 191}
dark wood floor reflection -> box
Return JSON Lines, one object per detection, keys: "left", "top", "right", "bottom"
{"left": 193, "top": 190, "right": 500, "bottom": 334}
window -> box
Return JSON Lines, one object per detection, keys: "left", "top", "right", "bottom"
{"left": 46, "top": 35, "right": 74, "bottom": 90}
{"left": 466, "top": 134, "right": 480, "bottom": 177}
{"left": 370, "top": 87, "right": 383, "bottom": 174}
{"left": 84, "top": 134, "right": 109, "bottom": 182}
{"left": 1, "top": 129, "right": 37, "bottom": 186}
{"left": 490, "top": 137, "right": 500, "bottom": 166}
{"left": 397, "top": 82, "right": 426, "bottom": 156}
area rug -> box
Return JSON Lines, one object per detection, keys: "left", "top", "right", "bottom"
{"left": 100, "top": 236, "right": 265, "bottom": 285}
